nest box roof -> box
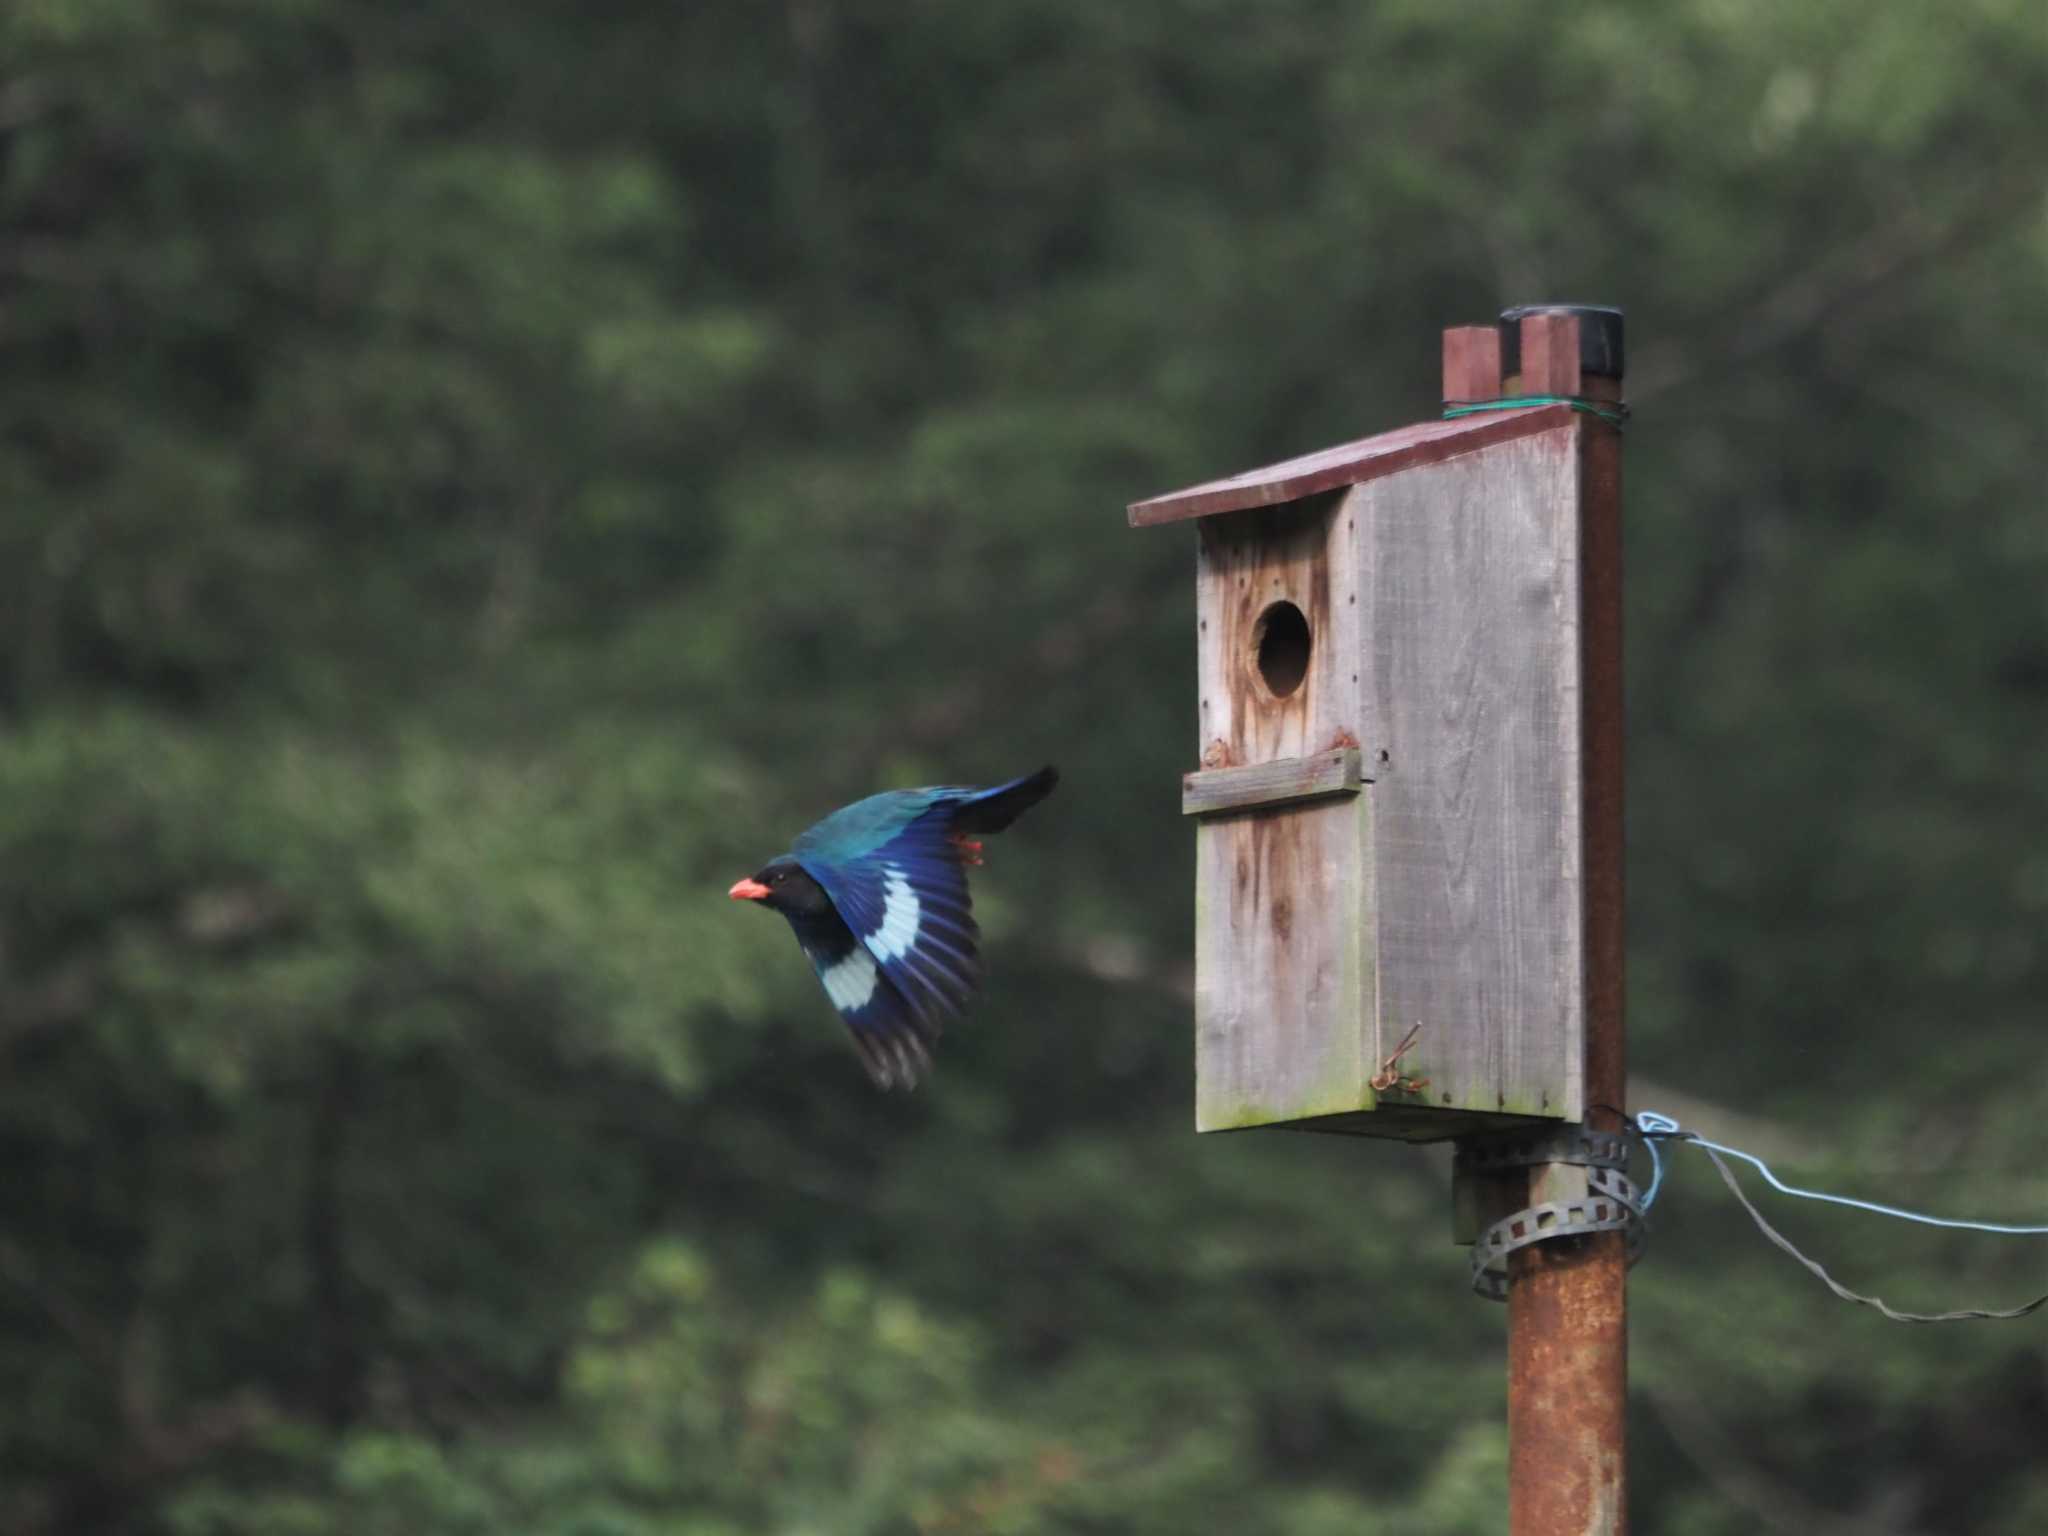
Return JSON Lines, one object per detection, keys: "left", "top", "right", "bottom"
{"left": 1126, "top": 402, "right": 1578, "bottom": 527}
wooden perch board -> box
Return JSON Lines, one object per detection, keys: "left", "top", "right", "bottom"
{"left": 1182, "top": 748, "right": 1365, "bottom": 817}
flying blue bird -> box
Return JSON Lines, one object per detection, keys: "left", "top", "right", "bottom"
{"left": 728, "top": 766, "right": 1058, "bottom": 1088}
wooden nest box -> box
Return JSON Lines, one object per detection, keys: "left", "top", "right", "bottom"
{"left": 1130, "top": 306, "right": 1625, "bottom": 1141}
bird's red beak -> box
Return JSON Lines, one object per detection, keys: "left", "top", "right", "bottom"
{"left": 728, "top": 877, "right": 772, "bottom": 902}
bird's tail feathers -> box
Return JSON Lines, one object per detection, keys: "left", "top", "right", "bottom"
{"left": 952, "top": 765, "right": 1058, "bottom": 834}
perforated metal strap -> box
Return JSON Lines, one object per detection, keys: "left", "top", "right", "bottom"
{"left": 1458, "top": 1125, "right": 1648, "bottom": 1302}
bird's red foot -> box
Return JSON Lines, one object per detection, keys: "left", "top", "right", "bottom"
{"left": 949, "top": 835, "right": 985, "bottom": 866}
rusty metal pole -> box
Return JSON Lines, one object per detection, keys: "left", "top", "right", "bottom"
{"left": 1500, "top": 305, "right": 1629, "bottom": 1535}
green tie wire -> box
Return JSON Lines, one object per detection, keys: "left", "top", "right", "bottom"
{"left": 1442, "top": 395, "right": 1630, "bottom": 429}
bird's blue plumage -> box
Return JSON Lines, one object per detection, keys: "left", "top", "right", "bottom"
{"left": 798, "top": 806, "right": 982, "bottom": 1032}
{"left": 784, "top": 907, "right": 935, "bottom": 1088}
{"left": 792, "top": 787, "right": 952, "bottom": 863}
{"left": 743, "top": 766, "right": 1057, "bottom": 1087}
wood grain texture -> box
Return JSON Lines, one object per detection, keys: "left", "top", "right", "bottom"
{"left": 1194, "top": 491, "right": 1362, "bottom": 771}
{"left": 1442, "top": 324, "right": 1504, "bottom": 403}
{"left": 1352, "top": 424, "right": 1585, "bottom": 1123}
{"left": 1192, "top": 491, "right": 1374, "bottom": 1131}
{"left": 1182, "top": 748, "right": 1363, "bottom": 817}
{"left": 1195, "top": 791, "right": 1374, "bottom": 1131}
{"left": 1128, "top": 405, "right": 1576, "bottom": 526}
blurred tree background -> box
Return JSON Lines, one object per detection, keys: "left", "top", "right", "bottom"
{"left": 2, "top": 0, "right": 2043, "bottom": 1531}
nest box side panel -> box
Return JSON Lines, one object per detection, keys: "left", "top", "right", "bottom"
{"left": 1191, "top": 493, "right": 1372, "bottom": 1132}
{"left": 1353, "top": 426, "right": 1585, "bottom": 1123}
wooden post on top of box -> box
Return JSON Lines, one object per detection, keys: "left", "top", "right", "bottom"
{"left": 1127, "top": 303, "right": 1631, "bottom": 1536}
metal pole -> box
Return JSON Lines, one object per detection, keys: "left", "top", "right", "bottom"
{"left": 1501, "top": 305, "right": 1629, "bottom": 1536}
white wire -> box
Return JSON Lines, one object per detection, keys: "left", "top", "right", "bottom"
{"left": 1634, "top": 1111, "right": 2048, "bottom": 1235}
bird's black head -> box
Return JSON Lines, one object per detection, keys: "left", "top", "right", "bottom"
{"left": 727, "top": 857, "right": 831, "bottom": 918}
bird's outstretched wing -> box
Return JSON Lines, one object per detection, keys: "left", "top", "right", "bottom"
{"left": 792, "top": 768, "right": 1056, "bottom": 1083}
{"left": 793, "top": 917, "right": 938, "bottom": 1090}
{"left": 796, "top": 806, "right": 983, "bottom": 1040}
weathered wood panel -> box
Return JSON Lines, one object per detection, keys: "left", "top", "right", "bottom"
{"left": 1352, "top": 425, "right": 1585, "bottom": 1123}
{"left": 1192, "top": 492, "right": 1375, "bottom": 1131}
{"left": 1182, "top": 747, "right": 1363, "bottom": 817}
{"left": 1194, "top": 491, "right": 1361, "bottom": 772}
{"left": 1128, "top": 405, "right": 1577, "bottom": 526}
{"left": 1195, "top": 791, "right": 1374, "bottom": 1132}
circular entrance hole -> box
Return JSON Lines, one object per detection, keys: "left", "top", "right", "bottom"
{"left": 1253, "top": 600, "right": 1311, "bottom": 698}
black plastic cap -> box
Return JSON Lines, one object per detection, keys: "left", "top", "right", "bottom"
{"left": 1498, "top": 304, "right": 1625, "bottom": 379}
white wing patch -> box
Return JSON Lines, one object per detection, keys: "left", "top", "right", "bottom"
{"left": 821, "top": 944, "right": 879, "bottom": 1011}
{"left": 863, "top": 866, "right": 922, "bottom": 962}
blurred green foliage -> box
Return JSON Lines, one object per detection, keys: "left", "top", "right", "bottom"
{"left": 2, "top": 0, "right": 2044, "bottom": 1531}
